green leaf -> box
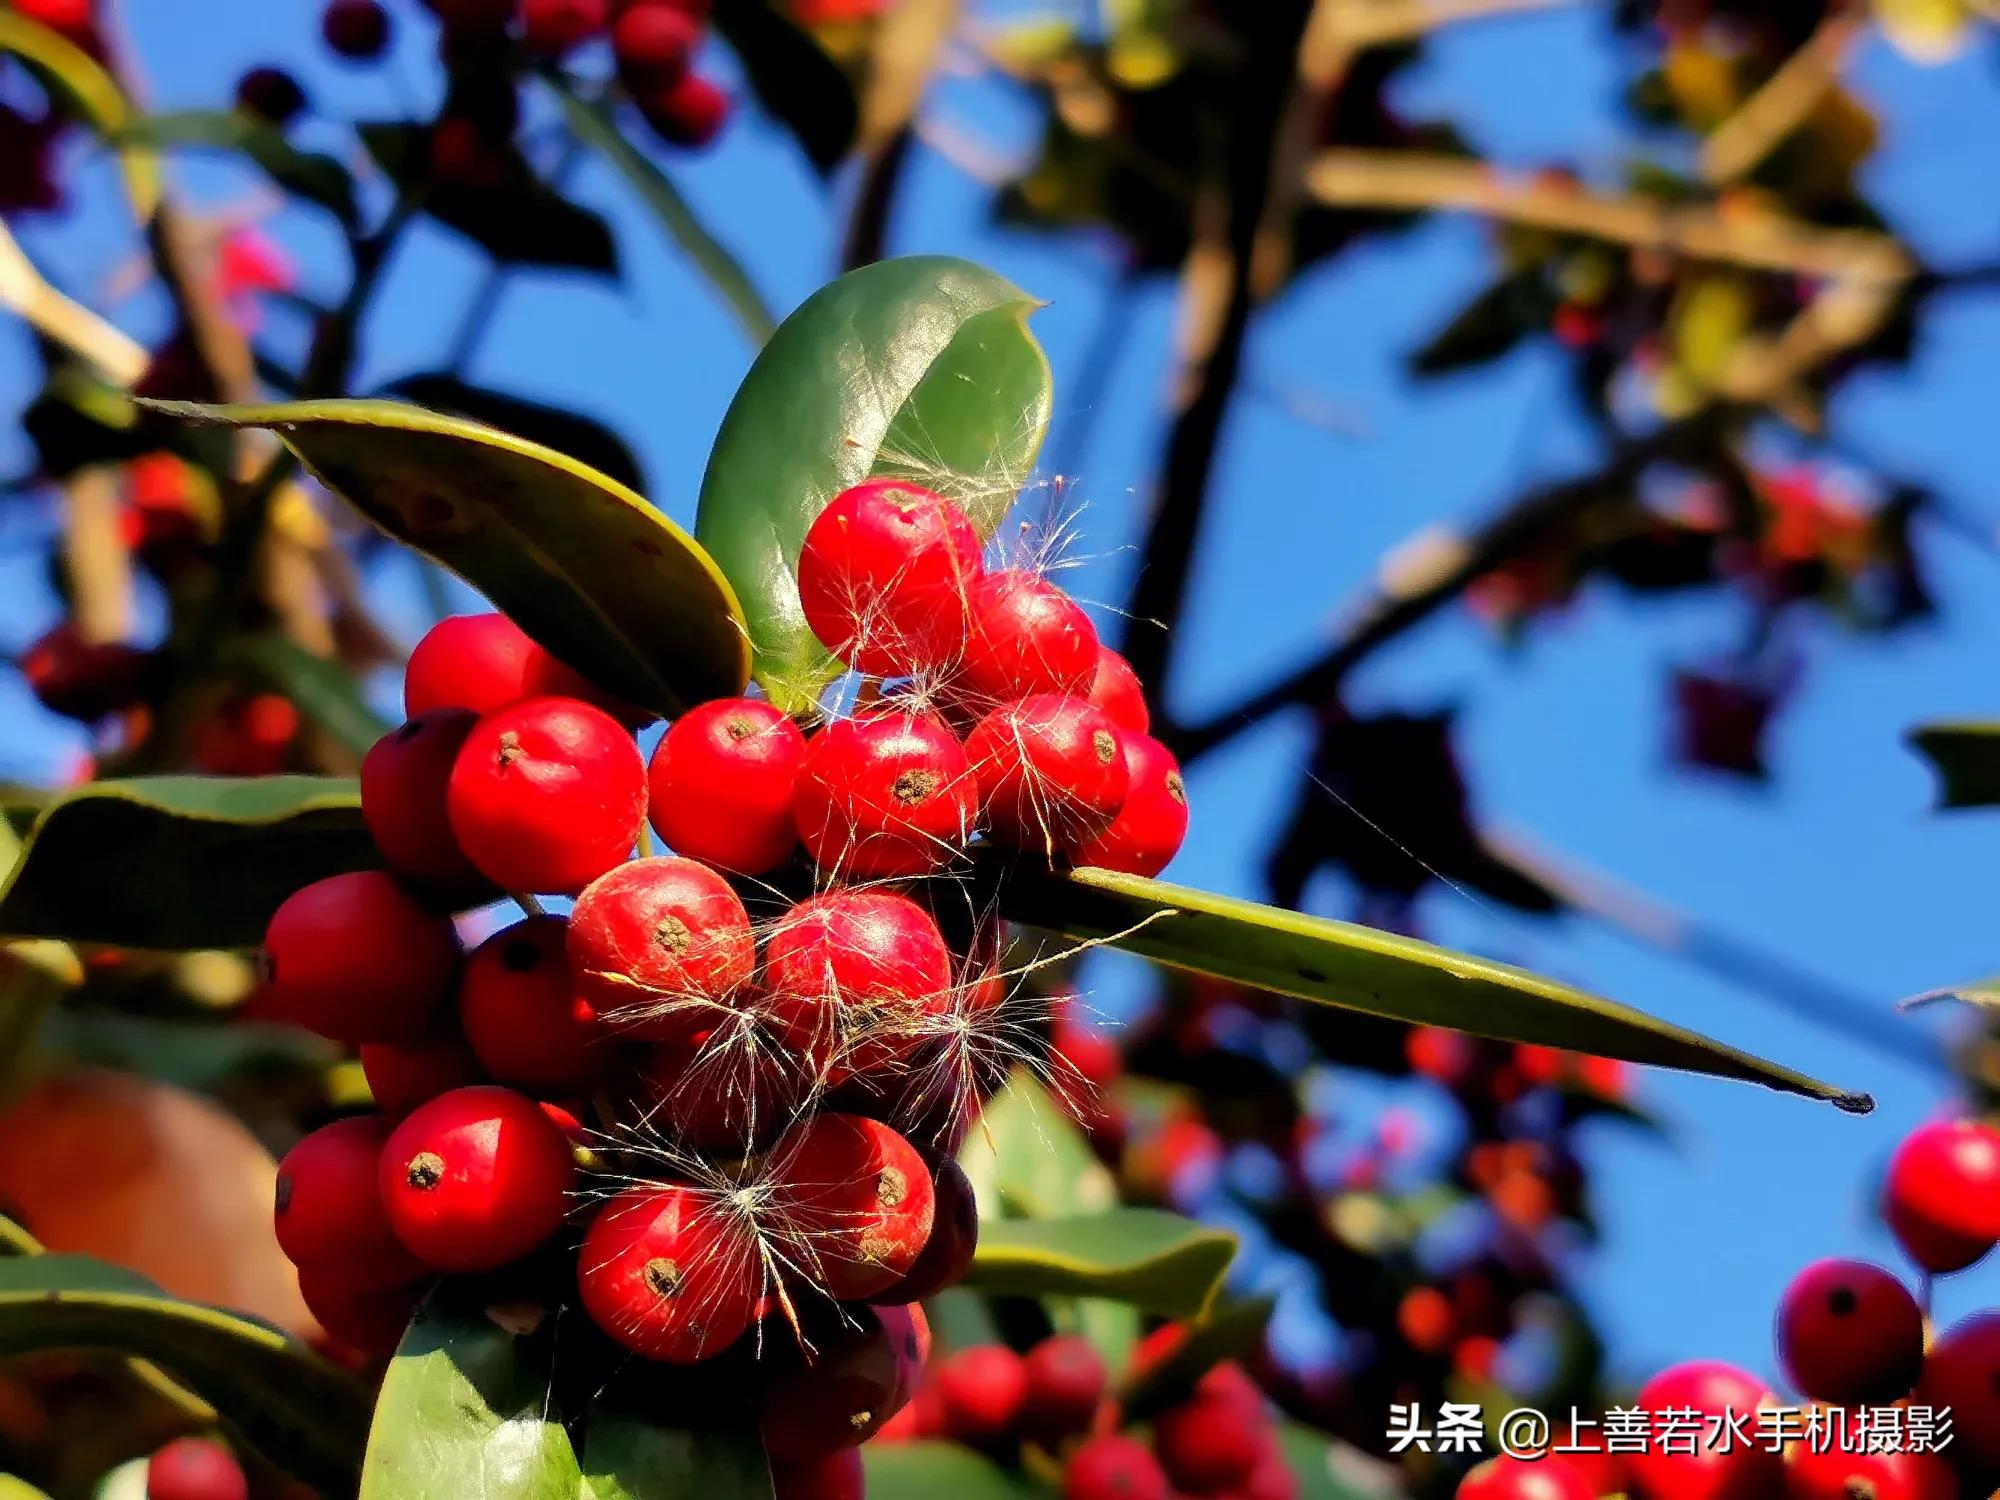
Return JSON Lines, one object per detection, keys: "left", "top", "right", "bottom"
{"left": 1275, "top": 1425, "right": 1403, "bottom": 1500}
{"left": 360, "top": 122, "right": 618, "bottom": 275}
{"left": 547, "top": 83, "right": 777, "bottom": 349}
{"left": 863, "top": 1442, "right": 1041, "bottom": 1500}
{"left": 0, "top": 776, "right": 375, "bottom": 950}
{"left": 580, "top": 1415, "right": 770, "bottom": 1500}
{"left": 0, "top": 1214, "right": 42, "bottom": 1257}
{"left": 1410, "top": 268, "right": 1550, "bottom": 377}
{"left": 696, "top": 256, "right": 1051, "bottom": 710}
{"left": 0, "top": 12, "right": 159, "bottom": 218}
{"left": 0, "top": 1255, "right": 368, "bottom": 1495}
{"left": 387, "top": 373, "right": 649, "bottom": 499}
{"left": 1908, "top": 722, "right": 2000, "bottom": 808}
{"left": 1116, "top": 1296, "right": 1273, "bottom": 1420}
{"left": 225, "top": 633, "right": 391, "bottom": 762}
{"left": 121, "top": 110, "right": 357, "bottom": 225}
{"left": 992, "top": 864, "right": 1873, "bottom": 1112}
{"left": 0, "top": 938, "right": 81, "bottom": 1104}
{"left": 361, "top": 1292, "right": 583, "bottom": 1499}
{"left": 963, "top": 1069, "right": 1117, "bottom": 1220}
{"left": 142, "top": 399, "right": 751, "bottom": 717}
{"left": 709, "top": 1, "right": 858, "bottom": 174}
{"left": 963, "top": 1209, "right": 1236, "bottom": 1321}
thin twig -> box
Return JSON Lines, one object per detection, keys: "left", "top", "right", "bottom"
{"left": 841, "top": 0, "right": 963, "bottom": 269}
{"left": 1699, "top": 7, "right": 1864, "bottom": 184}
{"left": 61, "top": 467, "right": 135, "bottom": 645}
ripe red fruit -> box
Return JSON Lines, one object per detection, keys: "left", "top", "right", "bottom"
{"left": 379, "top": 1085, "right": 576, "bottom": 1271}
{"left": 360, "top": 1037, "right": 483, "bottom": 1116}
{"left": 11, "top": 0, "right": 95, "bottom": 47}
{"left": 460, "top": 916, "right": 607, "bottom": 1093}
{"left": 1457, "top": 1456, "right": 1595, "bottom": 1500}
{"left": 234, "top": 67, "right": 307, "bottom": 127}
{"left": 274, "top": 1116, "right": 427, "bottom": 1289}
{"left": 796, "top": 479, "right": 985, "bottom": 676}
{"left": 761, "top": 1302, "right": 924, "bottom": 1460}
{"left": 1784, "top": 1448, "right": 1958, "bottom": 1500}
{"left": 872, "top": 1155, "right": 978, "bottom": 1302}
{"left": 763, "top": 890, "right": 953, "bottom": 1081}
{"left": 637, "top": 1023, "right": 805, "bottom": 1152}
{"left": 1087, "top": 646, "right": 1149, "bottom": 732}
{"left": 792, "top": 711, "right": 976, "bottom": 877}
{"left": 1065, "top": 1435, "right": 1169, "bottom": 1500}
{"left": 612, "top": 3, "right": 699, "bottom": 81}
{"left": 647, "top": 697, "right": 805, "bottom": 874}
{"left": 521, "top": 0, "right": 605, "bottom": 54}
{"left": 22, "top": 624, "right": 148, "bottom": 721}
{"left": 447, "top": 696, "right": 646, "bottom": 894}
{"left": 323, "top": 0, "right": 391, "bottom": 59}
{"left": 768, "top": 1113, "right": 935, "bottom": 1299}
{"left": 1071, "top": 731, "right": 1188, "bottom": 876}
{"left": 1624, "top": 1362, "right": 1781, "bottom": 1500}
{"left": 145, "top": 1437, "right": 247, "bottom": 1500}
{"left": 1154, "top": 1381, "right": 1266, "bottom": 1492}
{"left": 636, "top": 71, "right": 730, "bottom": 148}
{"left": 298, "top": 1264, "right": 428, "bottom": 1357}
{"left": 1774, "top": 1258, "right": 1923, "bottom": 1405}
{"left": 577, "top": 1184, "right": 760, "bottom": 1362}
{"left": 1883, "top": 1118, "right": 2000, "bottom": 1274}
{"left": 362, "top": 710, "right": 481, "bottom": 884}
{"left": 953, "top": 569, "right": 1099, "bottom": 707}
{"left": 261, "top": 872, "right": 459, "bottom": 1044}
{"left": 936, "top": 1344, "right": 1028, "bottom": 1443}
{"left": 1018, "top": 1334, "right": 1105, "bottom": 1446}
{"left": 965, "top": 694, "right": 1129, "bottom": 854}
{"left": 772, "top": 1449, "right": 864, "bottom": 1500}
{"left": 428, "top": 115, "right": 511, "bottom": 190}
{"left": 404, "top": 613, "right": 536, "bottom": 718}
{"left": 1914, "top": 1309, "right": 2000, "bottom": 1472}
{"left": 567, "top": 857, "right": 756, "bottom": 1039}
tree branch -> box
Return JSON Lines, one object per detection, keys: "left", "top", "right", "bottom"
{"left": 1698, "top": 6, "right": 1863, "bottom": 185}
{"left": 840, "top": 0, "right": 962, "bottom": 268}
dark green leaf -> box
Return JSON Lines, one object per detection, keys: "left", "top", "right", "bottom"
{"left": 0, "top": 1214, "right": 42, "bottom": 1257}
{"left": 991, "top": 863, "right": 1873, "bottom": 1111}
{"left": 0, "top": 776, "right": 376, "bottom": 950}
{"left": 696, "top": 256, "right": 1051, "bottom": 709}
{"left": 0, "top": 938, "right": 80, "bottom": 1103}
{"left": 121, "top": 110, "right": 357, "bottom": 225}
{"left": 546, "top": 83, "right": 777, "bottom": 348}
{"left": 580, "top": 1415, "right": 770, "bottom": 1500}
{"left": 42, "top": 1009, "right": 338, "bottom": 1092}
{"left": 962, "top": 1069, "right": 1117, "bottom": 1220}
{"left": 22, "top": 365, "right": 155, "bottom": 479}
{"left": 360, "top": 122, "right": 618, "bottom": 275}
{"left": 142, "top": 399, "right": 751, "bottom": 717}
{"left": 387, "top": 373, "right": 649, "bottom": 498}
{"left": 1117, "top": 1297, "right": 1273, "bottom": 1420}
{"left": 1410, "top": 269, "right": 1551, "bottom": 377}
{"left": 1909, "top": 723, "right": 2000, "bottom": 808}
{"left": 862, "top": 1441, "right": 1041, "bottom": 1500}
{"left": 710, "top": 0, "right": 858, "bottom": 173}
{"left": 0, "top": 1255, "right": 368, "bottom": 1495}
{"left": 1275, "top": 1425, "right": 1402, "bottom": 1500}
{"left": 224, "top": 633, "right": 391, "bottom": 762}
{"left": 963, "top": 1210, "right": 1236, "bottom": 1320}
{"left": 0, "top": 11, "right": 159, "bottom": 217}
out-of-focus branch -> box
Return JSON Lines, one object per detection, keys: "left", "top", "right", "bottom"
{"left": 62, "top": 467, "right": 135, "bottom": 645}
{"left": 0, "top": 220, "right": 147, "bottom": 384}
{"left": 841, "top": 0, "right": 963, "bottom": 269}
{"left": 1698, "top": 7, "right": 1863, "bottom": 184}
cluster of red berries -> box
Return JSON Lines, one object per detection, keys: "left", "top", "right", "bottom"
{"left": 877, "top": 1324, "right": 1294, "bottom": 1500}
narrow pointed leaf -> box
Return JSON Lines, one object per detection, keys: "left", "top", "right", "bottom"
{"left": 580, "top": 1415, "right": 770, "bottom": 1500}
{"left": 961, "top": 1070, "right": 1117, "bottom": 1219}
{"left": 1118, "top": 1297, "right": 1275, "bottom": 1419}
{"left": 963, "top": 1209, "right": 1236, "bottom": 1320}
{"left": 1908, "top": 722, "right": 2000, "bottom": 808}
{"left": 0, "top": 776, "right": 374, "bottom": 949}
{"left": 993, "top": 864, "right": 1872, "bottom": 1111}
{"left": 385, "top": 373, "right": 648, "bottom": 497}
{"left": 0, "top": 12, "right": 159, "bottom": 218}
{"left": 1276, "top": 1425, "right": 1403, "bottom": 1500}
{"left": 121, "top": 110, "right": 357, "bottom": 226}
{"left": 696, "top": 256, "right": 1051, "bottom": 709}
{"left": 709, "top": 1, "right": 858, "bottom": 173}
{"left": 143, "top": 399, "right": 751, "bottom": 716}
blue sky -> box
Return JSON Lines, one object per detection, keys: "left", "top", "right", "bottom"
{"left": 5, "top": 2, "right": 2000, "bottom": 1392}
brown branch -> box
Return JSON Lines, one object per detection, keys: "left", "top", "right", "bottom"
{"left": 840, "top": 0, "right": 962, "bottom": 268}
{"left": 0, "top": 220, "right": 147, "bottom": 384}
{"left": 1698, "top": 6, "right": 1863, "bottom": 184}
{"left": 61, "top": 466, "right": 135, "bottom": 645}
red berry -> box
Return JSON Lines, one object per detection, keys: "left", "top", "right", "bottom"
{"left": 1457, "top": 1456, "right": 1595, "bottom": 1500}
{"left": 768, "top": 1113, "right": 935, "bottom": 1300}
{"left": 1784, "top": 1448, "right": 1958, "bottom": 1500}
{"left": 1883, "top": 1118, "right": 2000, "bottom": 1274}
{"left": 1019, "top": 1334, "right": 1105, "bottom": 1446}
{"left": 460, "top": 916, "right": 607, "bottom": 1094}
{"left": 763, "top": 890, "right": 953, "bottom": 1081}
{"left": 1070, "top": 731, "right": 1188, "bottom": 876}
{"left": 362, "top": 710, "right": 481, "bottom": 884}
{"left": 636, "top": 71, "right": 731, "bottom": 148}
{"left": 953, "top": 569, "right": 1099, "bottom": 707}
{"left": 871, "top": 1155, "right": 978, "bottom": 1302}
{"left": 1087, "top": 646, "right": 1149, "bottom": 733}
{"left": 323, "top": 0, "right": 391, "bottom": 59}
{"left": 612, "top": 3, "right": 699, "bottom": 81}
{"left": 404, "top": 613, "right": 536, "bottom": 718}
{"left": 965, "top": 694, "right": 1128, "bottom": 854}
{"left": 146, "top": 1437, "right": 247, "bottom": 1500}
{"left": 11, "top": 0, "right": 95, "bottom": 47}
{"left": 380, "top": 1085, "right": 575, "bottom": 1271}
{"left": 936, "top": 1344, "right": 1028, "bottom": 1443}
{"left": 1244, "top": 1446, "right": 1299, "bottom": 1500}
{"left": 521, "top": 0, "right": 605, "bottom": 55}
{"left": 797, "top": 479, "right": 985, "bottom": 677}
{"left": 567, "top": 857, "right": 756, "bottom": 1039}
{"left": 428, "top": 115, "right": 511, "bottom": 190}
{"left": 274, "top": 1116, "right": 428, "bottom": 1289}
{"left": 361, "top": 1037, "right": 483, "bottom": 1116}
{"left": 1625, "top": 1362, "right": 1781, "bottom": 1500}
{"left": 22, "top": 624, "right": 149, "bottom": 721}
{"left": 423, "top": 0, "right": 517, "bottom": 28}
{"left": 773, "top": 1449, "right": 864, "bottom": 1500}
{"left": 447, "top": 696, "right": 646, "bottom": 894}
{"left": 1052, "top": 1006, "right": 1120, "bottom": 1091}
{"left": 761, "top": 1302, "right": 924, "bottom": 1460}
{"left": 792, "top": 711, "right": 976, "bottom": 877}
{"left": 577, "top": 1184, "right": 760, "bottom": 1362}
{"left": 636, "top": 1022, "right": 805, "bottom": 1153}
{"left": 1065, "top": 1435, "right": 1169, "bottom": 1500}
{"left": 261, "top": 872, "right": 459, "bottom": 1044}
{"left": 1914, "top": 1309, "right": 2000, "bottom": 1472}
{"left": 234, "top": 67, "right": 307, "bottom": 127}
{"left": 298, "top": 1264, "right": 427, "bottom": 1357}
{"left": 1154, "top": 1382, "right": 1265, "bottom": 1492}
{"left": 1775, "top": 1258, "right": 1923, "bottom": 1405}
{"left": 647, "top": 697, "right": 804, "bottom": 873}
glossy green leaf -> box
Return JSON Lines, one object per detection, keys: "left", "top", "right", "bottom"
{"left": 963, "top": 1210, "right": 1236, "bottom": 1320}
{"left": 709, "top": 1, "right": 858, "bottom": 174}
{"left": 1275, "top": 1425, "right": 1402, "bottom": 1500}
{"left": 0, "top": 12, "right": 159, "bottom": 218}
{"left": 143, "top": 399, "right": 751, "bottom": 716}
{"left": 361, "top": 1293, "right": 582, "bottom": 1499}
{"left": 0, "top": 1213, "right": 41, "bottom": 1257}
{"left": 962, "top": 1069, "right": 1117, "bottom": 1220}
{"left": 1908, "top": 722, "right": 2000, "bottom": 808}
{"left": 863, "top": 1442, "right": 1041, "bottom": 1500}
{"left": 1117, "top": 1297, "right": 1273, "bottom": 1419}
{"left": 121, "top": 110, "right": 357, "bottom": 225}
{"left": 387, "top": 373, "right": 649, "bottom": 498}
{"left": 547, "top": 84, "right": 778, "bottom": 348}
{"left": 580, "top": 1415, "right": 770, "bottom": 1500}
{"left": 992, "top": 864, "right": 1872, "bottom": 1111}
{"left": 696, "top": 256, "right": 1052, "bottom": 709}
{"left": 0, "top": 776, "right": 375, "bottom": 950}
{"left": 224, "top": 633, "right": 390, "bottom": 762}
{"left": 0, "top": 1255, "right": 368, "bottom": 1495}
